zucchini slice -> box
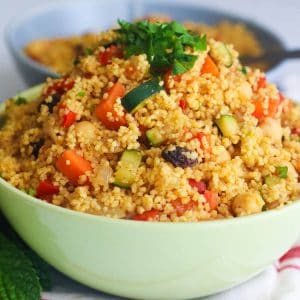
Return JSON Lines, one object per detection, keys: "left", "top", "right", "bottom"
{"left": 215, "top": 115, "right": 239, "bottom": 137}
{"left": 113, "top": 150, "right": 142, "bottom": 188}
{"left": 264, "top": 175, "right": 281, "bottom": 186}
{"left": 146, "top": 127, "right": 164, "bottom": 146}
{"left": 121, "top": 78, "right": 163, "bottom": 113}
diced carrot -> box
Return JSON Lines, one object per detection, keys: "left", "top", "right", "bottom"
{"left": 132, "top": 209, "right": 160, "bottom": 221}
{"left": 56, "top": 150, "right": 92, "bottom": 185}
{"left": 252, "top": 98, "right": 264, "bottom": 119}
{"left": 171, "top": 199, "right": 198, "bottom": 216}
{"left": 163, "top": 69, "right": 182, "bottom": 92}
{"left": 44, "top": 77, "right": 74, "bottom": 96}
{"left": 61, "top": 111, "right": 77, "bottom": 128}
{"left": 204, "top": 190, "right": 218, "bottom": 210}
{"left": 252, "top": 98, "right": 279, "bottom": 119}
{"left": 98, "top": 44, "right": 123, "bottom": 65}
{"left": 36, "top": 180, "right": 59, "bottom": 199}
{"left": 179, "top": 99, "right": 187, "bottom": 110}
{"left": 188, "top": 179, "right": 206, "bottom": 194}
{"left": 268, "top": 98, "right": 279, "bottom": 117}
{"left": 195, "top": 132, "right": 211, "bottom": 152}
{"left": 95, "top": 82, "right": 127, "bottom": 130}
{"left": 201, "top": 55, "right": 219, "bottom": 77}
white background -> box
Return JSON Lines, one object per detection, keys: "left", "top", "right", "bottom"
{"left": 0, "top": 0, "right": 300, "bottom": 100}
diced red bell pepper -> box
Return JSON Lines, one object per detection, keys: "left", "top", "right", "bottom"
{"left": 163, "top": 68, "right": 182, "bottom": 92}
{"left": 44, "top": 77, "right": 75, "bottom": 96}
{"left": 132, "top": 209, "right": 160, "bottom": 221}
{"left": 62, "top": 111, "right": 77, "bottom": 128}
{"left": 188, "top": 179, "right": 207, "bottom": 194}
{"left": 36, "top": 180, "right": 59, "bottom": 200}
{"left": 171, "top": 199, "right": 198, "bottom": 216}
{"left": 204, "top": 190, "right": 218, "bottom": 210}
{"left": 292, "top": 128, "right": 300, "bottom": 136}
{"left": 254, "top": 76, "right": 266, "bottom": 92}
{"left": 99, "top": 45, "right": 123, "bottom": 65}
{"left": 179, "top": 99, "right": 187, "bottom": 110}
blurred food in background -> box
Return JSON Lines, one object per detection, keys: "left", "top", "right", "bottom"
{"left": 24, "top": 15, "right": 263, "bottom": 75}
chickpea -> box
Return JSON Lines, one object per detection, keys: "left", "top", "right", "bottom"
{"left": 212, "top": 145, "right": 231, "bottom": 164}
{"left": 231, "top": 192, "right": 264, "bottom": 217}
{"left": 75, "top": 121, "right": 96, "bottom": 141}
{"left": 237, "top": 81, "right": 253, "bottom": 102}
{"left": 259, "top": 117, "right": 282, "bottom": 144}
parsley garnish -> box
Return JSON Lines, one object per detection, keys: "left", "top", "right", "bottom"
{"left": 77, "top": 91, "right": 85, "bottom": 97}
{"left": 276, "top": 166, "right": 288, "bottom": 179}
{"left": 241, "top": 66, "right": 247, "bottom": 75}
{"left": 117, "top": 20, "right": 206, "bottom": 75}
{"left": 84, "top": 48, "right": 93, "bottom": 56}
{"left": 15, "top": 96, "right": 27, "bottom": 105}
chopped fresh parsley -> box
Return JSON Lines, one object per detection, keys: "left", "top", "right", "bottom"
{"left": 116, "top": 20, "right": 206, "bottom": 75}
{"left": 84, "top": 48, "right": 93, "bottom": 56}
{"left": 28, "top": 188, "right": 36, "bottom": 196}
{"left": 15, "top": 97, "right": 27, "bottom": 105}
{"left": 276, "top": 166, "right": 288, "bottom": 179}
{"left": 241, "top": 66, "right": 247, "bottom": 75}
{"left": 20, "top": 187, "right": 36, "bottom": 196}
{"left": 0, "top": 114, "right": 6, "bottom": 128}
{"left": 77, "top": 91, "right": 85, "bottom": 97}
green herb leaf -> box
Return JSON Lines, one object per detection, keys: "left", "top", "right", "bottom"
{"left": 0, "top": 114, "right": 6, "bottom": 129}
{"left": 241, "top": 66, "right": 247, "bottom": 75}
{"left": 116, "top": 20, "right": 206, "bottom": 75}
{"left": 77, "top": 91, "right": 85, "bottom": 97}
{"left": 0, "top": 232, "right": 41, "bottom": 300}
{"left": 15, "top": 97, "right": 27, "bottom": 105}
{"left": 276, "top": 166, "right": 288, "bottom": 179}
{"left": 173, "top": 54, "right": 197, "bottom": 75}
{"left": 0, "top": 215, "right": 52, "bottom": 291}
{"left": 84, "top": 48, "right": 93, "bottom": 56}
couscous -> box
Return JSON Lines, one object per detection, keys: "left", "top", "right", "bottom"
{"left": 1, "top": 20, "right": 299, "bottom": 222}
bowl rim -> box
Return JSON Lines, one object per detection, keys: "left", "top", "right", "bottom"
{"left": 4, "top": 0, "right": 286, "bottom": 77}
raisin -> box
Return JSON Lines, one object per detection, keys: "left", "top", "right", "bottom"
{"left": 162, "top": 146, "right": 198, "bottom": 168}
{"left": 38, "top": 93, "right": 61, "bottom": 113}
{"left": 30, "top": 139, "right": 45, "bottom": 158}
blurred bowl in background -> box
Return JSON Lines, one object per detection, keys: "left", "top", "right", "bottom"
{"left": 5, "top": 0, "right": 285, "bottom": 86}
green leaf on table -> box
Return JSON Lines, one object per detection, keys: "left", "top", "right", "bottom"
{"left": 0, "top": 232, "right": 41, "bottom": 300}
{"left": 0, "top": 215, "right": 52, "bottom": 290}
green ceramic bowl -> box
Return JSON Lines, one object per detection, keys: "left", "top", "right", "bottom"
{"left": 1, "top": 85, "right": 300, "bottom": 300}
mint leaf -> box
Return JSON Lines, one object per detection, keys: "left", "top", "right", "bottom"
{"left": 0, "top": 232, "right": 41, "bottom": 300}
{"left": 0, "top": 215, "right": 52, "bottom": 291}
